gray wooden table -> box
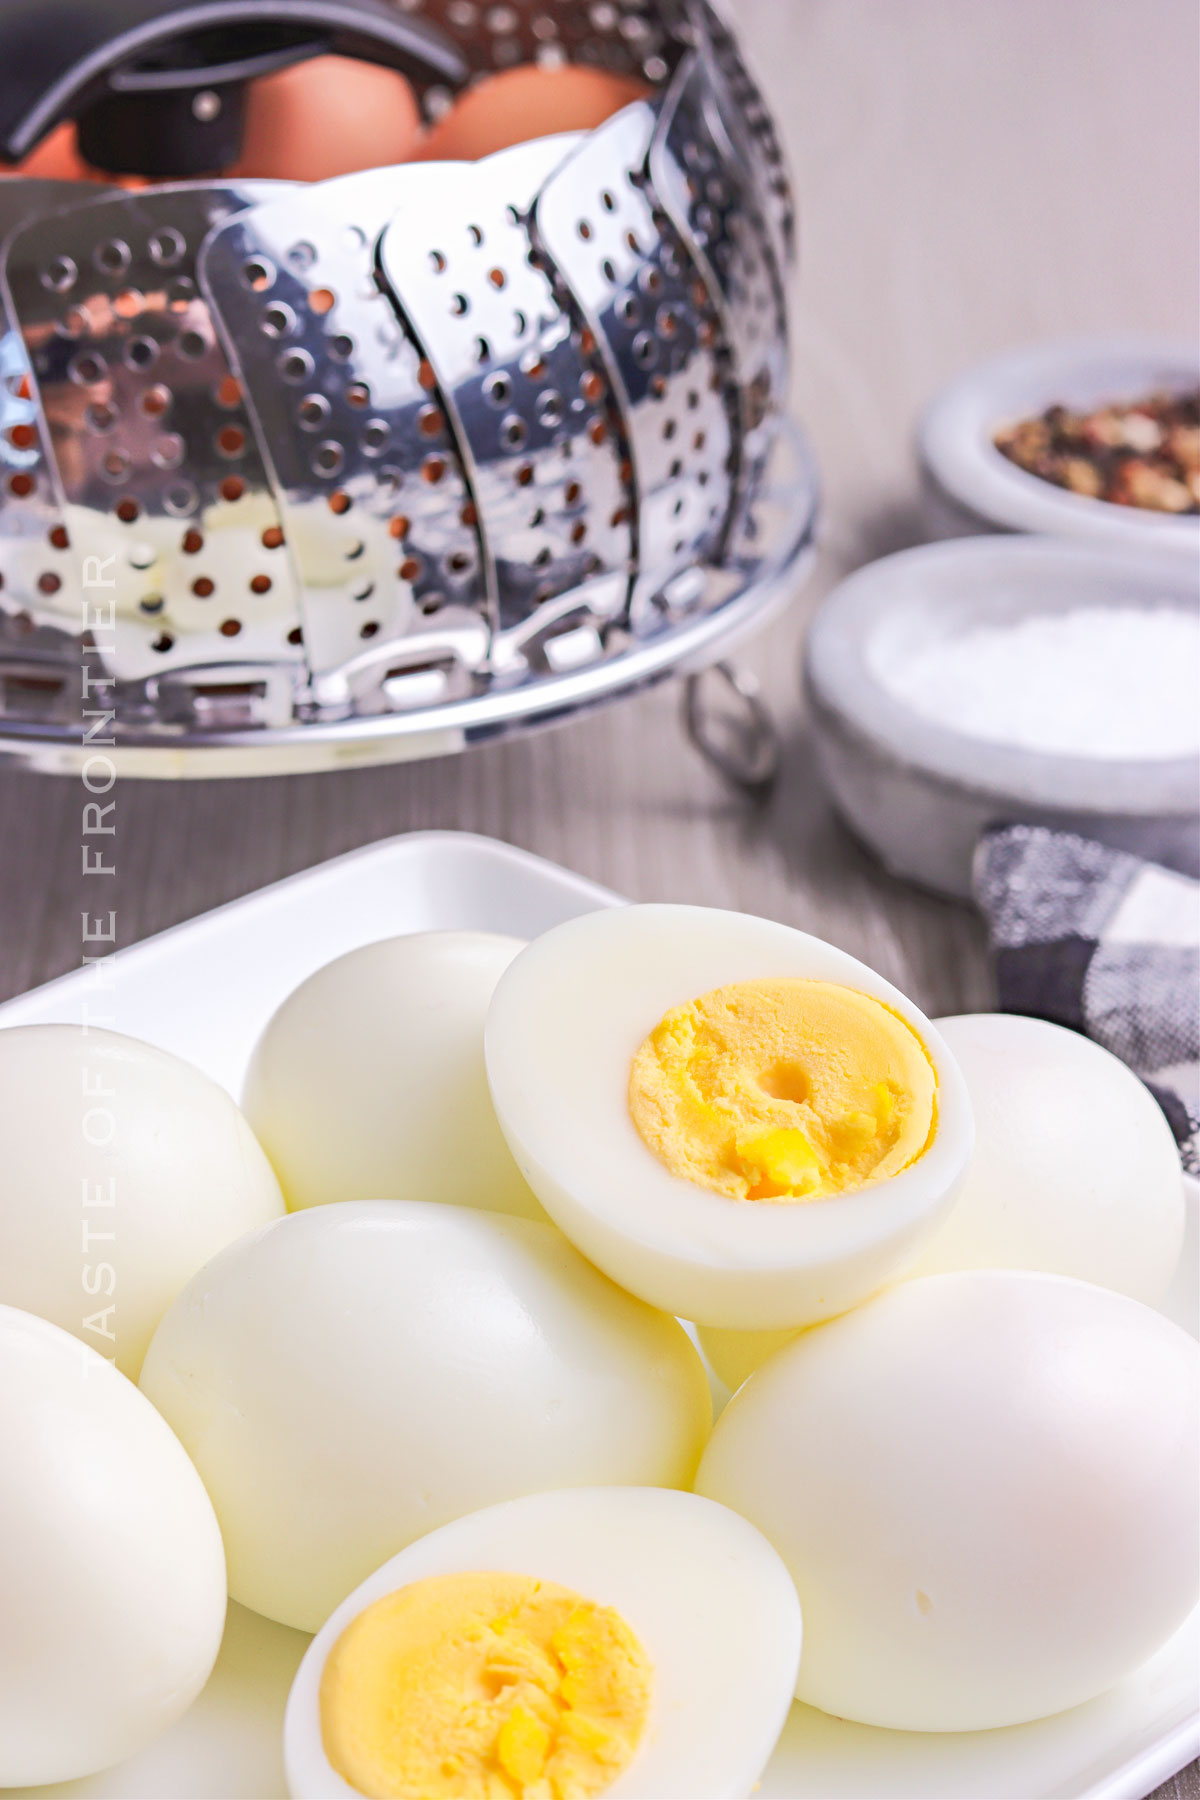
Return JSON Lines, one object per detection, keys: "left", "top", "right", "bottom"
{"left": 0, "top": 2, "right": 1195, "bottom": 1794}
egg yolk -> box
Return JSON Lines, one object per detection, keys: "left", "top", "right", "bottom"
{"left": 629, "top": 978, "right": 937, "bottom": 1202}
{"left": 320, "top": 1570, "right": 653, "bottom": 1800}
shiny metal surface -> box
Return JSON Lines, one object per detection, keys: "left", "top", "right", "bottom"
{"left": 0, "top": 2, "right": 806, "bottom": 773}
{"left": 533, "top": 92, "right": 733, "bottom": 630}
{"left": 649, "top": 48, "right": 786, "bottom": 501}
{"left": 0, "top": 414, "right": 815, "bottom": 774}
{"left": 3, "top": 181, "right": 305, "bottom": 692}
{"left": 199, "top": 167, "right": 490, "bottom": 712}
{"left": 377, "top": 134, "right": 634, "bottom": 659}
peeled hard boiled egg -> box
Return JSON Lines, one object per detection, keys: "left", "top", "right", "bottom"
{"left": 484, "top": 905, "right": 973, "bottom": 1329}
{"left": 139, "top": 1201, "right": 711, "bottom": 1633}
{"left": 696, "top": 1270, "right": 1200, "bottom": 1732}
{"left": 0, "top": 1024, "right": 284, "bottom": 1378}
{"left": 903, "top": 1013, "right": 1185, "bottom": 1298}
{"left": 243, "top": 932, "right": 543, "bottom": 1219}
{"left": 285, "top": 1487, "right": 801, "bottom": 1800}
{"left": 699, "top": 1011, "right": 1187, "bottom": 1388}
{"left": 0, "top": 1304, "right": 226, "bottom": 1786}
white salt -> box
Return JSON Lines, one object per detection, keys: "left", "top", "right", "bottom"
{"left": 877, "top": 605, "right": 1200, "bottom": 760}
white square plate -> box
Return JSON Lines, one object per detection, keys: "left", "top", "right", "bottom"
{"left": 3, "top": 831, "right": 1196, "bottom": 1800}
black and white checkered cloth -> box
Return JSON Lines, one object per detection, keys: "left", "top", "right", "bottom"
{"left": 973, "top": 825, "right": 1199, "bottom": 1176}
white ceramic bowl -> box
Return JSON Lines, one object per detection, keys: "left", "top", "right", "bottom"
{"left": 919, "top": 338, "right": 1199, "bottom": 559}
{"left": 804, "top": 536, "right": 1200, "bottom": 898}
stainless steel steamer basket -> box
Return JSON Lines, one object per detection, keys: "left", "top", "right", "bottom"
{"left": 0, "top": 0, "right": 815, "bottom": 777}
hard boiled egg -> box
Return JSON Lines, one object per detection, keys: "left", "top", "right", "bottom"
{"left": 699, "top": 1010, "right": 1186, "bottom": 1387}
{"left": 484, "top": 905, "right": 974, "bottom": 1329}
{"left": 0, "top": 1304, "right": 226, "bottom": 1786}
{"left": 0, "top": 1024, "right": 284, "bottom": 1378}
{"left": 285, "top": 1487, "right": 801, "bottom": 1800}
{"left": 243, "top": 932, "right": 544, "bottom": 1219}
{"left": 903, "top": 1013, "right": 1184, "bottom": 1296}
{"left": 139, "top": 1201, "right": 711, "bottom": 1633}
{"left": 696, "top": 1270, "right": 1199, "bottom": 1731}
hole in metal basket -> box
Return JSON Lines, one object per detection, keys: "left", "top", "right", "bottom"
{"left": 41, "top": 255, "right": 76, "bottom": 294}
{"left": 69, "top": 352, "right": 106, "bottom": 385}
{"left": 262, "top": 303, "right": 295, "bottom": 339}
{"left": 279, "top": 348, "right": 312, "bottom": 383}
{"left": 242, "top": 257, "right": 274, "bottom": 292}
{"left": 149, "top": 228, "right": 185, "bottom": 267}
{"left": 94, "top": 239, "right": 130, "bottom": 276}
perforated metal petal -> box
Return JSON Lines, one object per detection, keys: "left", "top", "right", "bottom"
{"left": 2, "top": 182, "right": 304, "bottom": 685}
{"left": 0, "top": 3, "right": 803, "bottom": 767}
{"left": 649, "top": 51, "right": 786, "bottom": 501}
{"left": 199, "top": 167, "right": 489, "bottom": 709}
{"left": 692, "top": 0, "right": 795, "bottom": 269}
{"left": 376, "top": 135, "right": 632, "bottom": 657}
{"left": 0, "top": 180, "right": 116, "bottom": 676}
{"left": 533, "top": 98, "right": 734, "bottom": 623}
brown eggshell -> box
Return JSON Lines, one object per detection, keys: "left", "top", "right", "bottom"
{"left": 416, "top": 64, "right": 649, "bottom": 162}
{"left": 233, "top": 54, "right": 423, "bottom": 181}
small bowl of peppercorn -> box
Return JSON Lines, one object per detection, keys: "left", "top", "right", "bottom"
{"left": 917, "top": 337, "right": 1199, "bottom": 560}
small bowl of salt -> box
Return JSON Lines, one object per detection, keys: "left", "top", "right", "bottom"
{"left": 803, "top": 536, "right": 1199, "bottom": 898}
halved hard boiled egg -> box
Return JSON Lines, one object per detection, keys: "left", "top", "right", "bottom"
{"left": 284, "top": 1486, "right": 802, "bottom": 1800}
{"left": 484, "top": 906, "right": 974, "bottom": 1329}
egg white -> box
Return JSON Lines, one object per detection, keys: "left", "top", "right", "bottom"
{"left": 696, "top": 1270, "right": 1200, "bottom": 1731}
{"left": 0, "top": 1023, "right": 284, "bottom": 1378}
{"left": 139, "top": 1201, "right": 711, "bottom": 1632}
{"left": 904, "top": 1013, "right": 1185, "bottom": 1297}
{"left": 243, "top": 932, "right": 544, "bottom": 1219}
{"left": 0, "top": 1305, "right": 226, "bottom": 1786}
